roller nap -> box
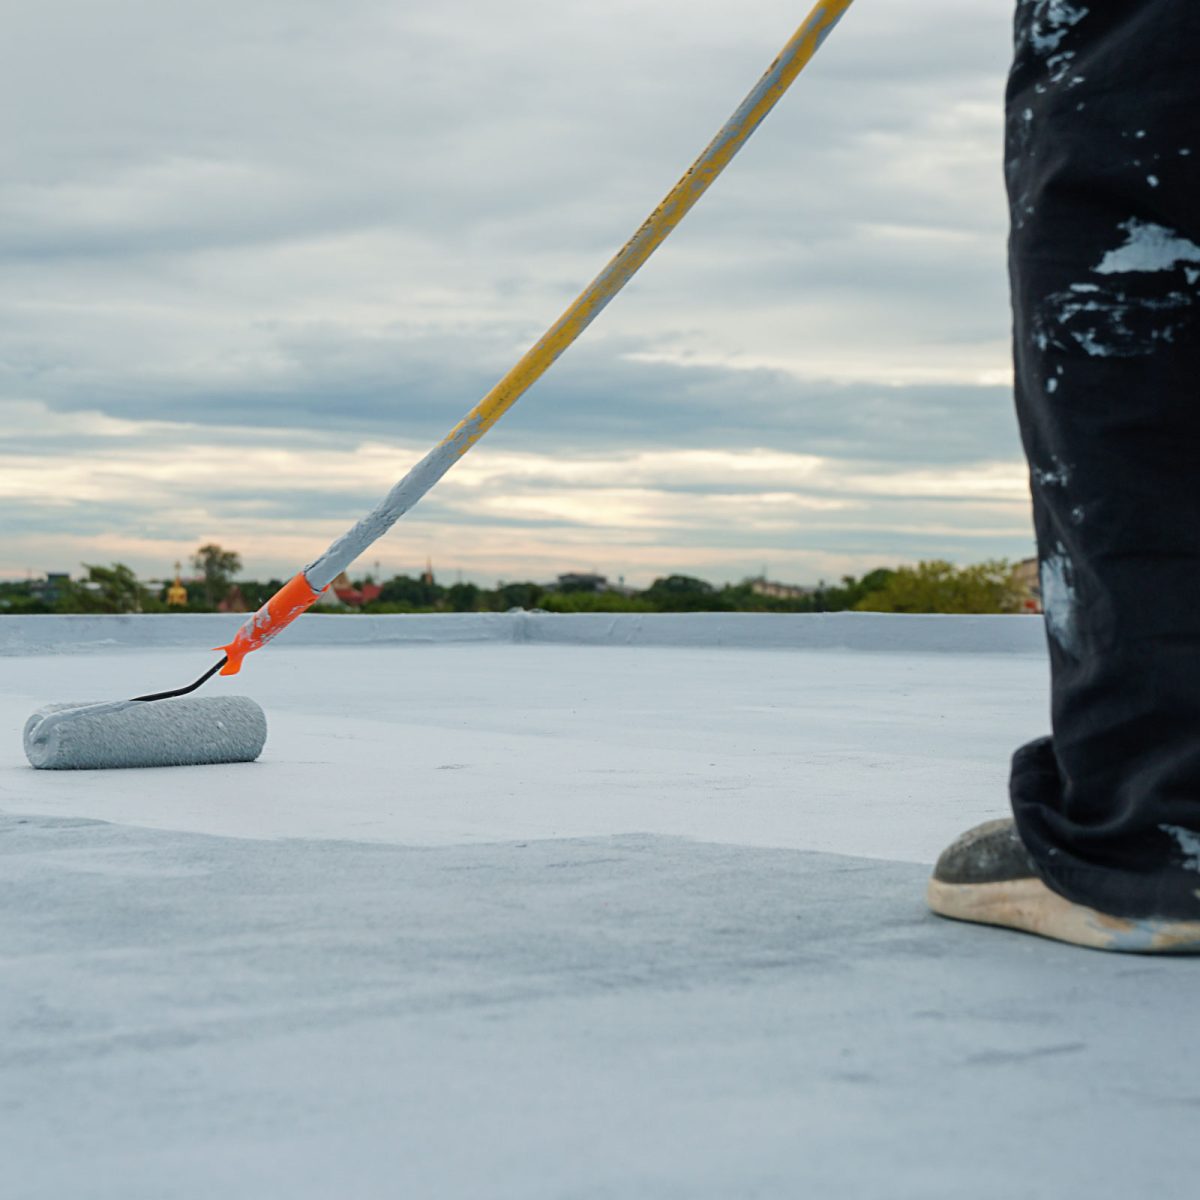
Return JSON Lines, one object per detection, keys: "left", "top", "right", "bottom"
{"left": 24, "top": 696, "right": 267, "bottom": 770}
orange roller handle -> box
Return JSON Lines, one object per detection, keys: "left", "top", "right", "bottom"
{"left": 216, "top": 572, "right": 323, "bottom": 676}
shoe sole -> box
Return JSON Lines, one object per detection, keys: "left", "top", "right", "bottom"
{"left": 927, "top": 876, "right": 1200, "bottom": 954}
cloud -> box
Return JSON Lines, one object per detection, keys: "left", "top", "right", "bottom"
{"left": 0, "top": 400, "right": 1032, "bottom": 584}
{"left": 0, "top": 0, "right": 1029, "bottom": 583}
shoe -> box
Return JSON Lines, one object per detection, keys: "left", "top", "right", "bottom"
{"left": 926, "top": 818, "right": 1200, "bottom": 953}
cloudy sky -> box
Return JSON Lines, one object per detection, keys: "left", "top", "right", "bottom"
{"left": 1, "top": 0, "right": 1030, "bottom": 587}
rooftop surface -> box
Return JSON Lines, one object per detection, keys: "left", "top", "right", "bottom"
{"left": 2, "top": 614, "right": 1197, "bottom": 1198}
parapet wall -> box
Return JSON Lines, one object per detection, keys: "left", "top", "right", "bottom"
{"left": 0, "top": 611, "right": 1047, "bottom": 657}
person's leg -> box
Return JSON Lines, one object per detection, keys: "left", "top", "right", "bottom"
{"left": 929, "top": 0, "right": 1200, "bottom": 948}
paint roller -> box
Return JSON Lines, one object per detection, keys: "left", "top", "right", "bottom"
{"left": 24, "top": 0, "right": 856, "bottom": 770}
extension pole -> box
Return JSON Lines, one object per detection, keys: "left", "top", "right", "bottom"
{"left": 217, "top": 0, "right": 856, "bottom": 674}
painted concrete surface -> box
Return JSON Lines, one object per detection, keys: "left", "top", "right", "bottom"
{"left": 4, "top": 817, "right": 1199, "bottom": 1200}
{"left": 4, "top": 618, "right": 1195, "bottom": 1197}
{"left": 1, "top": 638, "right": 1047, "bottom": 862}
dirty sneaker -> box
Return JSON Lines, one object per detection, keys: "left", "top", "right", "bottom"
{"left": 927, "top": 819, "right": 1200, "bottom": 953}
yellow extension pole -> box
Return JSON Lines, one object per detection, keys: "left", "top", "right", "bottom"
{"left": 449, "top": 0, "right": 856, "bottom": 453}
{"left": 216, "top": 0, "right": 856, "bottom": 675}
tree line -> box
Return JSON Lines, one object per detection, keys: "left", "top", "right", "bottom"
{"left": 1, "top": 548, "right": 1029, "bottom": 616}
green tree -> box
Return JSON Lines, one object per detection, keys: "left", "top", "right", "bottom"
{"left": 239, "top": 579, "right": 283, "bottom": 610}
{"left": 192, "top": 544, "right": 242, "bottom": 609}
{"left": 642, "top": 574, "right": 731, "bottom": 612}
{"left": 57, "top": 563, "right": 154, "bottom": 614}
{"left": 445, "top": 582, "right": 481, "bottom": 611}
{"left": 813, "top": 569, "right": 896, "bottom": 612}
{"left": 377, "top": 574, "right": 443, "bottom": 608}
{"left": 538, "top": 591, "right": 655, "bottom": 613}
{"left": 0, "top": 581, "right": 48, "bottom": 614}
{"left": 854, "top": 560, "right": 1020, "bottom": 615}
{"left": 720, "top": 578, "right": 833, "bottom": 612}
{"left": 490, "top": 581, "right": 544, "bottom": 611}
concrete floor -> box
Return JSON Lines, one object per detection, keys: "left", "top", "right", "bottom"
{"left": 2, "top": 616, "right": 1197, "bottom": 1198}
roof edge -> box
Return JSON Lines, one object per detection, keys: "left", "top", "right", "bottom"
{"left": 0, "top": 611, "right": 1047, "bottom": 657}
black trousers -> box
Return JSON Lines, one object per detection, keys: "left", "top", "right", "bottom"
{"left": 1007, "top": 0, "right": 1200, "bottom": 918}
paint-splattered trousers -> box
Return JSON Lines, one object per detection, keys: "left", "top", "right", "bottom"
{"left": 1007, "top": 0, "right": 1200, "bottom": 919}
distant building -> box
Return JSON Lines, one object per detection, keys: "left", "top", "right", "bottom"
{"left": 316, "top": 584, "right": 351, "bottom": 610}
{"left": 330, "top": 572, "right": 383, "bottom": 608}
{"left": 555, "top": 572, "right": 609, "bottom": 594}
{"left": 747, "top": 575, "right": 812, "bottom": 602}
